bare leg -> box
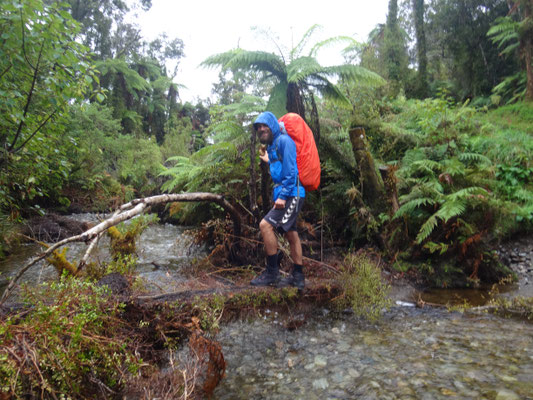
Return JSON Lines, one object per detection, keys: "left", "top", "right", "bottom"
{"left": 285, "top": 230, "right": 302, "bottom": 265}
{"left": 259, "top": 218, "right": 278, "bottom": 256}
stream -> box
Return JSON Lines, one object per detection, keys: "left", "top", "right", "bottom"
{"left": 0, "top": 213, "right": 206, "bottom": 294}
{"left": 1, "top": 215, "right": 532, "bottom": 399}
{"left": 213, "top": 307, "right": 532, "bottom": 399}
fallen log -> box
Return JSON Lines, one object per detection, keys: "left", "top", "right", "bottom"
{"left": 0, "top": 192, "right": 242, "bottom": 305}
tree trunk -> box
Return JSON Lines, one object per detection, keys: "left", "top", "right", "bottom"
{"left": 248, "top": 126, "right": 259, "bottom": 224}
{"left": 412, "top": 0, "right": 429, "bottom": 98}
{"left": 379, "top": 165, "right": 400, "bottom": 215}
{"left": 286, "top": 83, "right": 306, "bottom": 119}
{"left": 349, "top": 127, "right": 386, "bottom": 213}
{"left": 309, "top": 92, "right": 321, "bottom": 144}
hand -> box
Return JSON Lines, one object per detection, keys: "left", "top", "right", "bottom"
{"left": 259, "top": 146, "right": 269, "bottom": 163}
{"left": 274, "top": 198, "right": 286, "bottom": 209}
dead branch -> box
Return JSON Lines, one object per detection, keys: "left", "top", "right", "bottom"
{"left": 0, "top": 192, "right": 242, "bottom": 305}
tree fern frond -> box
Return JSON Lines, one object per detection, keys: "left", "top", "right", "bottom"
{"left": 309, "top": 76, "right": 351, "bottom": 106}
{"left": 323, "top": 64, "right": 385, "bottom": 86}
{"left": 309, "top": 35, "right": 358, "bottom": 57}
{"left": 287, "top": 56, "right": 324, "bottom": 83}
{"left": 291, "top": 24, "right": 322, "bottom": 59}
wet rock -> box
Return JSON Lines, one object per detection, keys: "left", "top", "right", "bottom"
{"left": 311, "top": 378, "right": 329, "bottom": 390}
{"left": 495, "top": 389, "right": 520, "bottom": 400}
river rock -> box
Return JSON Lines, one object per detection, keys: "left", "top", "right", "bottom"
{"left": 495, "top": 389, "right": 520, "bottom": 400}
{"left": 312, "top": 378, "right": 329, "bottom": 390}
{"left": 313, "top": 355, "right": 327, "bottom": 368}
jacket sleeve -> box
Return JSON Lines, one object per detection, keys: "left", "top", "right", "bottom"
{"left": 277, "top": 135, "right": 298, "bottom": 200}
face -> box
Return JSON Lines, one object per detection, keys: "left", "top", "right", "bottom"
{"left": 256, "top": 123, "right": 273, "bottom": 145}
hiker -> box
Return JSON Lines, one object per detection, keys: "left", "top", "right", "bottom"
{"left": 250, "top": 111, "right": 306, "bottom": 290}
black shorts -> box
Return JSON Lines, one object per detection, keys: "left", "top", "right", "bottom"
{"left": 264, "top": 196, "right": 304, "bottom": 233}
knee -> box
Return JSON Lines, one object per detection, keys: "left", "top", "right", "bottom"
{"left": 259, "top": 219, "right": 272, "bottom": 233}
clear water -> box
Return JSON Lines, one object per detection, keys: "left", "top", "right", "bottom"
{"left": 213, "top": 307, "right": 533, "bottom": 400}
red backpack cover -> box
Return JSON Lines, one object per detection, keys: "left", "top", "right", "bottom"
{"left": 279, "top": 113, "right": 321, "bottom": 191}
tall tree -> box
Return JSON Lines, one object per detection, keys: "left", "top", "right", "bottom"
{"left": 202, "top": 25, "right": 383, "bottom": 143}
{"left": 383, "top": 0, "right": 409, "bottom": 96}
{"left": 413, "top": 0, "right": 429, "bottom": 97}
{"left": 426, "top": 0, "right": 513, "bottom": 99}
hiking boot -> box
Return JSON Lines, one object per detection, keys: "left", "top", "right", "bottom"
{"left": 250, "top": 269, "right": 280, "bottom": 286}
{"left": 278, "top": 269, "right": 305, "bottom": 290}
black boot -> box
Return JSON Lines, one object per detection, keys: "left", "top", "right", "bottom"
{"left": 278, "top": 264, "right": 305, "bottom": 290}
{"left": 251, "top": 254, "right": 280, "bottom": 286}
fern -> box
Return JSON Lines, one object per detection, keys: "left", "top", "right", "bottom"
{"left": 416, "top": 215, "right": 439, "bottom": 243}
{"left": 394, "top": 197, "right": 436, "bottom": 219}
{"left": 458, "top": 152, "right": 492, "bottom": 166}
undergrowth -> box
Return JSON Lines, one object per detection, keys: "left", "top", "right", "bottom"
{"left": 0, "top": 275, "right": 143, "bottom": 398}
{"left": 334, "top": 253, "right": 392, "bottom": 321}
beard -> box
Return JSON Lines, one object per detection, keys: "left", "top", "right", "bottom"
{"left": 259, "top": 131, "right": 273, "bottom": 145}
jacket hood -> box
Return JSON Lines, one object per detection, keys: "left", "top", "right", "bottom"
{"left": 254, "top": 111, "right": 281, "bottom": 141}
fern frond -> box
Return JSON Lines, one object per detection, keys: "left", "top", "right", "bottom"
{"left": 291, "top": 24, "right": 322, "bottom": 59}
{"left": 287, "top": 56, "right": 324, "bottom": 84}
{"left": 447, "top": 186, "right": 488, "bottom": 202}
{"left": 435, "top": 200, "right": 467, "bottom": 222}
{"left": 458, "top": 152, "right": 492, "bottom": 166}
{"left": 416, "top": 215, "right": 439, "bottom": 243}
{"left": 394, "top": 197, "right": 436, "bottom": 218}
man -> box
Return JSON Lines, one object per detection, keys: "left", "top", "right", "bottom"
{"left": 250, "top": 111, "right": 306, "bottom": 290}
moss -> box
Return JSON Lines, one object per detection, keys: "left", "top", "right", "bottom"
{"left": 46, "top": 247, "right": 78, "bottom": 275}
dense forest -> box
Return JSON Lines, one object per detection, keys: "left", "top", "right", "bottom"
{"left": 1, "top": 0, "right": 532, "bottom": 397}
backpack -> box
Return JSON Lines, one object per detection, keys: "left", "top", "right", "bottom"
{"left": 278, "top": 113, "right": 321, "bottom": 191}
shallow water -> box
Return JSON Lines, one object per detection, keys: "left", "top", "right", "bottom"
{"left": 213, "top": 307, "right": 533, "bottom": 400}
{"left": 0, "top": 214, "right": 206, "bottom": 294}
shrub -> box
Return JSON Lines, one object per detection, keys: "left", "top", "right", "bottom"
{"left": 334, "top": 253, "right": 392, "bottom": 321}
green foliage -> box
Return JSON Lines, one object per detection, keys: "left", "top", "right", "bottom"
{"left": 334, "top": 253, "right": 392, "bottom": 321}
{"left": 159, "top": 100, "right": 262, "bottom": 223}
{"left": 0, "top": 275, "right": 142, "bottom": 398}
{"left": 0, "top": 0, "right": 98, "bottom": 214}
{"left": 107, "top": 214, "right": 157, "bottom": 259}
{"left": 202, "top": 26, "right": 383, "bottom": 119}
{"left": 424, "top": 0, "right": 514, "bottom": 100}
{"left": 65, "top": 103, "right": 164, "bottom": 196}
{"left": 379, "top": 98, "right": 533, "bottom": 278}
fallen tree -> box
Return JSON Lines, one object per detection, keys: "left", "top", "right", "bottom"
{"left": 0, "top": 192, "right": 242, "bottom": 305}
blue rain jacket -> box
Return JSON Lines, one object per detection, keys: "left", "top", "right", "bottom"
{"left": 254, "top": 111, "right": 305, "bottom": 201}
